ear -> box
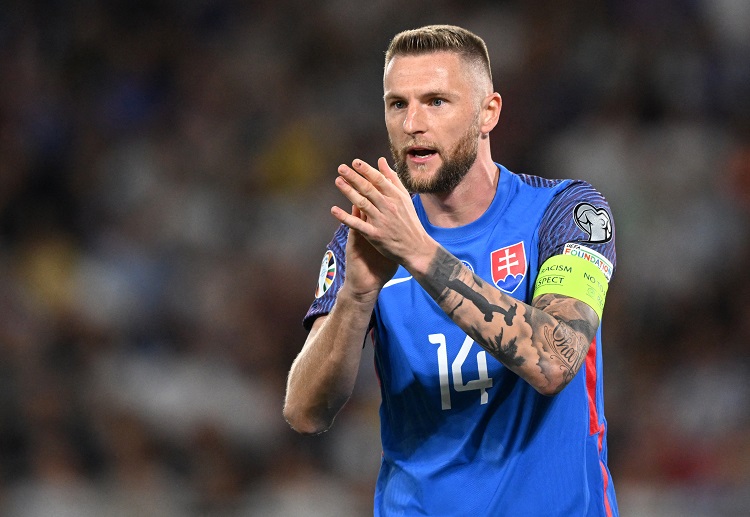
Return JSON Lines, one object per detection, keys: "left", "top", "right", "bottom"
{"left": 480, "top": 93, "right": 502, "bottom": 135}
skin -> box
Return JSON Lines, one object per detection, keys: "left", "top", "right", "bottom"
{"left": 283, "top": 52, "right": 599, "bottom": 435}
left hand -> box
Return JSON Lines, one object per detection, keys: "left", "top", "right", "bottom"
{"left": 331, "top": 157, "right": 435, "bottom": 272}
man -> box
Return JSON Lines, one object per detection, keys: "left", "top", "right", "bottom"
{"left": 284, "top": 25, "right": 619, "bottom": 516}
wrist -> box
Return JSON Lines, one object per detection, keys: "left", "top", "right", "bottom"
{"left": 402, "top": 236, "right": 440, "bottom": 279}
{"left": 338, "top": 282, "right": 382, "bottom": 307}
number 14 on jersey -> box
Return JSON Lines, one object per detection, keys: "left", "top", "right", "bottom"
{"left": 429, "top": 333, "right": 493, "bottom": 410}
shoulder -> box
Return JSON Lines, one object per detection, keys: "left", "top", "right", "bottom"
{"left": 537, "top": 178, "right": 616, "bottom": 272}
{"left": 515, "top": 172, "right": 569, "bottom": 190}
{"left": 546, "top": 180, "right": 614, "bottom": 241}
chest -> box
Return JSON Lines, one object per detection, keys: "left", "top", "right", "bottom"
{"left": 374, "top": 224, "right": 543, "bottom": 410}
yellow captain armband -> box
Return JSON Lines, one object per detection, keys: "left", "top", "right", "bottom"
{"left": 533, "top": 253, "right": 610, "bottom": 320}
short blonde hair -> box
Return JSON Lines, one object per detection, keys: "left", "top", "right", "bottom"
{"left": 384, "top": 25, "right": 493, "bottom": 86}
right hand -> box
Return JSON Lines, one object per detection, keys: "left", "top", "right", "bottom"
{"left": 339, "top": 204, "right": 399, "bottom": 303}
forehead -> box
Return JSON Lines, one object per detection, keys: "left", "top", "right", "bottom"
{"left": 383, "top": 52, "right": 474, "bottom": 96}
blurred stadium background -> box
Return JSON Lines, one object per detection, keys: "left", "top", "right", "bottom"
{"left": 0, "top": 0, "right": 748, "bottom": 515}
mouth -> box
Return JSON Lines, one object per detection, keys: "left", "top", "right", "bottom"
{"left": 406, "top": 146, "right": 438, "bottom": 163}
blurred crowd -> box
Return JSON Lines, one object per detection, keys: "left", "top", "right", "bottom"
{"left": 0, "top": 0, "right": 748, "bottom": 515}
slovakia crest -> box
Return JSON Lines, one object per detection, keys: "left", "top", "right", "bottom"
{"left": 491, "top": 241, "right": 527, "bottom": 293}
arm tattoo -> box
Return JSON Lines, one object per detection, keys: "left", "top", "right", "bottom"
{"left": 534, "top": 293, "right": 598, "bottom": 387}
{"left": 486, "top": 329, "right": 525, "bottom": 367}
{"left": 534, "top": 293, "right": 598, "bottom": 339}
{"left": 420, "top": 247, "right": 599, "bottom": 391}
{"left": 422, "top": 247, "right": 525, "bottom": 365}
{"left": 446, "top": 277, "right": 517, "bottom": 324}
{"left": 423, "top": 247, "right": 517, "bottom": 324}
{"left": 542, "top": 322, "right": 587, "bottom": 385}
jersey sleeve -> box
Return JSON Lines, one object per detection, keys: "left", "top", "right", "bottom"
{"left": 538, "top": 180, "right": 616, "bottom": 278}
{"left": 302, "top": 223, "right": 349, "bottom": 331}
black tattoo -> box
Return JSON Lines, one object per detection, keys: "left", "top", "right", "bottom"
{"left": 486, "top": 328, "right": 525, "bottom": 367}
{"left": 421, "top": 249, "right": 596, "bottom": 390}
{"left": 543, "top": 323, "right": 586, "bottom": 384}
{"left": 533, "top": 293, "right": 598, "bottom": 344}
{"left": 446, "top": 278, "right": 517, "bottom": 324}
{"left": 422, "top": 246, "right": 457, "bottom": 300}
{"left": 425, "top": 247, "right": 517, "bottom": 324}
{"left": 422, "top": 247, "right": 526, "bottom": 367}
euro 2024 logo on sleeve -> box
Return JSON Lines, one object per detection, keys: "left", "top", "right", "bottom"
{"left": 315, "top": 250, "right": 336, "bottom": 299}
{"left": 491, "top": 242, "right": 527, "bottom": 293}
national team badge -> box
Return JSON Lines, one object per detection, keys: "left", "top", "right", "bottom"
{"left": 315, "top": 250, "right": 337, "bottom": 299}
{"left": 491, "top": 241, "right": 527, "bottom": 293}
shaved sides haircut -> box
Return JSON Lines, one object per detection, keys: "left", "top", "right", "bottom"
{"left": 384, "top": 25, "right": 493, "bottom": 89}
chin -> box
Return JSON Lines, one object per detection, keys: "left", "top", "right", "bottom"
{"left": 410, "top": 160, "right": 441, "bottom": 176}
{"left": 409, "top": 168, "right": 438, "bottom": 186}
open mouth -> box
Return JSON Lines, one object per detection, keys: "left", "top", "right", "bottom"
{"left": 407, "top": 146, "right": 437, "bottom": 160}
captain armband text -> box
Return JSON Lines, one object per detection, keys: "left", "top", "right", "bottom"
{"left": 532, "top": 253, "right": 610, "bottom": 319}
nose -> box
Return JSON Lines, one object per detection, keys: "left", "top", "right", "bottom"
{"left": 403, "top": 103, "right": 426, "bottom": 135}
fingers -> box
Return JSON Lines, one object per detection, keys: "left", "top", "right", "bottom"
{"left": 331, "top": 204, "right": 370, "bottom": 233}
{"left": 333, "top": 157, "right": 406, "bottom": 229}
{"left": 337, "top": 158, "right": 404, "bottom": 204}
{"left": 335, "top": 174, "right": 374, "bottom": 215}
{"left": 377, "top": 157, "right": 408, "bottom": 194}
{"left": 337, "top": 161, "right": 379, "bottom": 197}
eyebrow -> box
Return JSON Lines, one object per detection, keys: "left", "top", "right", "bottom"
{"left": 383, "top": 90, "right": 454, "bottom": 102}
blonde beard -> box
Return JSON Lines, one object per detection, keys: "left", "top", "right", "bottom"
{"left": 391, "top": 118, "right": 481, "bottom": 194}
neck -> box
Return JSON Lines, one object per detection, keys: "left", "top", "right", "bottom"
{"left": 419, "top": 153, "right": 499, "bottom": 228}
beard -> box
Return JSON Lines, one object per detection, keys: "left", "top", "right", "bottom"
{"left": 390, "top": 119, "right": 480, "bottom": 194}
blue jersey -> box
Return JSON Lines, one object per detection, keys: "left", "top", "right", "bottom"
{"left": 305, "top": 165, "right": 619, "bottom": 516}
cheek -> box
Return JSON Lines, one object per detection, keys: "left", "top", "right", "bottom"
{"left": 385, "top": 118, "right": 403, "bottom": 141}
{"left": 445, "top": 112, "right": 475, "bottom": 136}
{"left": 385, "top": 110, "right": 403, "bottom": 127}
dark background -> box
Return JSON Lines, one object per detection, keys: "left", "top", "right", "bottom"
{"left": 0, "top": 0, "right": 748, "bottom": 515}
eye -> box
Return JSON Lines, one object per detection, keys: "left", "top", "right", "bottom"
{"left": 431, "top": 98, "right": 444, "bottom": 107}
{"left": 391, "top": 100, "right": 406, "bottom": 109}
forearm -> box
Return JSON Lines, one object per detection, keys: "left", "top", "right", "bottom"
{"left": 284, "top": 286, "right": 377, "bottom": 434}
{"left": 408, "top": 244, "right": 595, "bottom": 395}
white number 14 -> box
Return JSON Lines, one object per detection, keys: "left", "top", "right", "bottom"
{"left": 429, "top": 333, "right": 493, "bottom": 410}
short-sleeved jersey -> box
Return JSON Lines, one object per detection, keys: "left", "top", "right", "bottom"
{"left": 304, "top": 164, "right": 619, "bottom": 516}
